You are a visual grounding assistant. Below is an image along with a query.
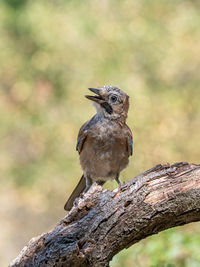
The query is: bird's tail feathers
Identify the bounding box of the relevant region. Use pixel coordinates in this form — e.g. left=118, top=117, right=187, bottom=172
left=64, top=175, right=86, bottom=211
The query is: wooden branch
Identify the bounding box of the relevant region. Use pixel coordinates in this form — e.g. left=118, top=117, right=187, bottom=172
left=10, top=162, right=200, bottom=267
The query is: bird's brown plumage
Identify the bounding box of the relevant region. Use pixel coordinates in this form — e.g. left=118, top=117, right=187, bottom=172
left=64, top=85, right=133, bottom=211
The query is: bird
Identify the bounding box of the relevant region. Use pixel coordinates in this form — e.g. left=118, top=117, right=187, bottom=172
left=64, top=85, right=133, bottom=211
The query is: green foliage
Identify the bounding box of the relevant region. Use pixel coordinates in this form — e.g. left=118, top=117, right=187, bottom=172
left=3, top=0, right=29, bottom=9
left=0, top=0, right=200, bottom=266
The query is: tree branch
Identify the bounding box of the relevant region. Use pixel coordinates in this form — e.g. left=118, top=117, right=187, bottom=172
left=10, top=162, right=200, bottom=267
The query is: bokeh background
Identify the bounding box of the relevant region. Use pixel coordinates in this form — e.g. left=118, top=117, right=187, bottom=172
left=1, top=0, right=200, bottom=266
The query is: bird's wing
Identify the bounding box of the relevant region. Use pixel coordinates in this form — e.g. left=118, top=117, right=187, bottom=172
left=76, top=122, right=88, bottom=154
left=124, top=124, right=133, bottom=156
left=76, top=115, right=99, bottom=154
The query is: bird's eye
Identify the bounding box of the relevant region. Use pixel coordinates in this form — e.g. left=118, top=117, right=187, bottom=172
left=110, top=95, right=118, bottom=103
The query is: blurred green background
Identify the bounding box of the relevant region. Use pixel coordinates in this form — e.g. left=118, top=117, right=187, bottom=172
left=1, top=0, right=200, bottom=266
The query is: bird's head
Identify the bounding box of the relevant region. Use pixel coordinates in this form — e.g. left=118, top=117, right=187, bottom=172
left=85, top=85, right=129, bottom=124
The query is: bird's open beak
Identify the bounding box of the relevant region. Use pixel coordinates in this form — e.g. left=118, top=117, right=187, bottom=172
left=85, top=88, right=103, bottom=103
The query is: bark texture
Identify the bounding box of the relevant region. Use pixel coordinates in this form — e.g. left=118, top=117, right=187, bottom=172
left=10, top=162, right=200, bottom=267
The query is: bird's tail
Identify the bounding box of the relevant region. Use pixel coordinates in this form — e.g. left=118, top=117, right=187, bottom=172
left=64, top=175, right=86, bottom=211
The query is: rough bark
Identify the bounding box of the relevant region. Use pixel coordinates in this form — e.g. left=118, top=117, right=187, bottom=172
left=10, top=162, right=200, bottom=267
